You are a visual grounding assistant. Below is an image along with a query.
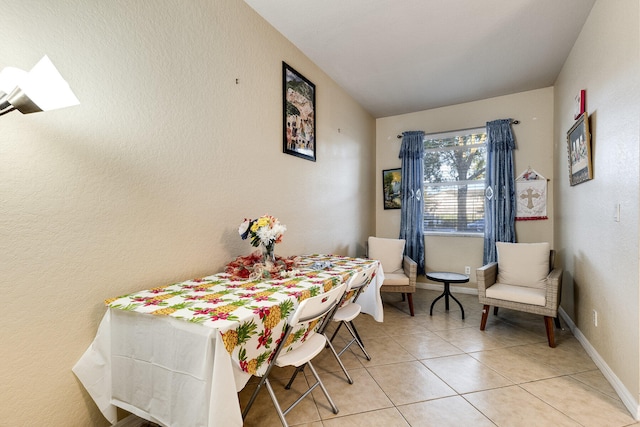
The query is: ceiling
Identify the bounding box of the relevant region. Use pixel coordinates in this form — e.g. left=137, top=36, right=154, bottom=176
left=244, top=0, right=596, bottom=118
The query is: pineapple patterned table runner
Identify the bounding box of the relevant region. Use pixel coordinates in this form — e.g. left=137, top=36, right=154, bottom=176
left=105, top=254, right=377, bottom=377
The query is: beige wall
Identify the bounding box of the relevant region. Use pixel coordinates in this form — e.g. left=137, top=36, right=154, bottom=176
left=376, top=88, right=555, bottom=287
left=0, top=1, right=375, bottom=425
left=554, top=0, right=640, bottom=411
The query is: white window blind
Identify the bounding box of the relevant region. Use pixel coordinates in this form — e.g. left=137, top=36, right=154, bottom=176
left=423, top=127, right=487, bottom=234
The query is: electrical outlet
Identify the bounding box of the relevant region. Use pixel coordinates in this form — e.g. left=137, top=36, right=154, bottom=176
left=464, top=266, right=471, bottom=275
left=593, top=309, right=598, bottom=327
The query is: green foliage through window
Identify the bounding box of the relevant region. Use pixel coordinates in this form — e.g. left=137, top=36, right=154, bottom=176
left=423, top=128, right=487, bottom=234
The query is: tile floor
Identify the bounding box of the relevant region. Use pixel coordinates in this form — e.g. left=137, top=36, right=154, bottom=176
left=238, top=288, right=639, bottom=426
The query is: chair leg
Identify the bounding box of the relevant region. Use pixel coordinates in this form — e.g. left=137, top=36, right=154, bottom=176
left=343, top=321, right=371, bottom=361
left=349, top=321, right=365, bottom=347
left=407, top=293, right=415, bottom=316
left=323, top=334, right=353, bottom=384
left=282, top=361, right=340, bottom=419
left=544, top=316, right=556, bottom=348
left=493, top=306, right=499, bottom=315
left=329, top=321, right=344, bottom=343
left=243, top=375, right=269, bottom=420
left=554, top=316, right=562, bottom=330
left=284, top=365, right=305, bottom=390
left=307, top=361, right=339, bottom=414
left=480, top=305, right=490, bottom=330
left=264, top=378, right=289, bottom=427
left=277, top=361, right=340, bottom=425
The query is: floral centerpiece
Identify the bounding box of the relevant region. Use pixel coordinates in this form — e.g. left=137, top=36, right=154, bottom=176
left=238, top=214, right=286, bottom=263
left=227, top=215, right=297, bottom=280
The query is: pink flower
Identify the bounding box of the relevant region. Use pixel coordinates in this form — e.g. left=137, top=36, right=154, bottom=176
left=211, top=312, right=230, bottom=321
left=254, top=306, right=270, bottom=319
left=257, top=329, right=272, bottom=349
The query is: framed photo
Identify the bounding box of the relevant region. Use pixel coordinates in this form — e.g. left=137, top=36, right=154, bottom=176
left=283, top=62, right=316, bottom=162
left=567, top=112, right=593, bottom=186
left=382, top=168, right=402, bottom=209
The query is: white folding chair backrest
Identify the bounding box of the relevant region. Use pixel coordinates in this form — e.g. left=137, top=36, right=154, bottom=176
left=242, top=282, right=348, bottom=425
left=289, top=282, right=347, bottom=327
left=348, top=263, right=377, bottom=291
left=343, top=263, right=377, bottom=304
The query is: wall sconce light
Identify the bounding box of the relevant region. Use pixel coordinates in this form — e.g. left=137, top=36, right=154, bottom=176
left=0, top=55, right=80, bottom=117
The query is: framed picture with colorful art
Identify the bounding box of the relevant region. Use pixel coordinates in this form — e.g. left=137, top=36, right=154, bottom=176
left=567, top=112, right=593, bottom=186
left=283, top=62, right=316, bottom=162
left=382, top=168, right=402, bottom=209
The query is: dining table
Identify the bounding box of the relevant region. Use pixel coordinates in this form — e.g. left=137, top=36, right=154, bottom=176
left=73, top=254, right=384, bottom=427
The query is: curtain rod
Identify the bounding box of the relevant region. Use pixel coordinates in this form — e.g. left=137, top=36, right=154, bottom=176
left=396, top=119, right=519, bottom=139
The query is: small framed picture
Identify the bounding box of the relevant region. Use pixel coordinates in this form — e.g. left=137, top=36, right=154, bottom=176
left=382, top=168, right=402, bottom=209
left=567, top=112, right=593, bottom=186
left=283, top=62, right=316, bottom=162
left=574, top=89, right=586, bottom=120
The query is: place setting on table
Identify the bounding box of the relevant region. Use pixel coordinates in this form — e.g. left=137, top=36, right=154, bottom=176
left=73, top=215, right=384, bottom=427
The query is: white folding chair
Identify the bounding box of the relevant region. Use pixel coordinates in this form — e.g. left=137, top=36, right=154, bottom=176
left=284, top=264, right=377, bottom=387
left=326, top=264, right=377, bottom=383
left=241, top=282, right=347, bottom=427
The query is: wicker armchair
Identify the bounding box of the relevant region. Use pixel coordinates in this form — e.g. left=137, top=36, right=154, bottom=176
left=368, top=237, right=417, bottom=316
left=477, top=242, right=562, bottom=347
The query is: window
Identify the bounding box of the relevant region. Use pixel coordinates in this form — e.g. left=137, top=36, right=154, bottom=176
left=423, top=127, right=487, bottom=235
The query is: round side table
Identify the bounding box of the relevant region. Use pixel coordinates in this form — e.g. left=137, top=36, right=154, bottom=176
left=426, top=271, right=469, bottom=319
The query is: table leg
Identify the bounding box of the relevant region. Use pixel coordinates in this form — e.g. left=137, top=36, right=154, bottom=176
left=429, top=281, right=465, bottom=319
left=444, top=284, right=450, bottom=310
left=429, top=292, right=445, bottom=316
left=449, top=291, right=465, bottom=319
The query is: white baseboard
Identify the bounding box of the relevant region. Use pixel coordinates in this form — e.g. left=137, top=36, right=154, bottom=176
left=414, top=285, right=639, bottom=420
left=558, top=307, right=639, bottom=421
left=416, top=282, right=478, bottom=295
left=414, top=285, right=638, bottom=419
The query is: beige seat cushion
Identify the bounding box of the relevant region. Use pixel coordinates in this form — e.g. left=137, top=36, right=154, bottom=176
left=486, top=283, right=546, bottom=306
left=496, top=242, right=550, bottom=289
left=380, top=271, right=409, bottom=287
left=368, top=237, right=405, bottom=273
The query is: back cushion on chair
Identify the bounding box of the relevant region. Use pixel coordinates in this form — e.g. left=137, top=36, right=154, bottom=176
left=368, top=237, right=405, bottom=273
left=496, top=242, right=550, bottom=289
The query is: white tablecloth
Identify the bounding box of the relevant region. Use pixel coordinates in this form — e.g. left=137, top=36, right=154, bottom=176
left=73, top=259, right=383, bottom=426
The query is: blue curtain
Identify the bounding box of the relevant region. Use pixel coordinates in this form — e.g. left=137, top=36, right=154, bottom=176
left=399, top=131, right=425, bottom=274
left=483, top=119, right=516, bottom=264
